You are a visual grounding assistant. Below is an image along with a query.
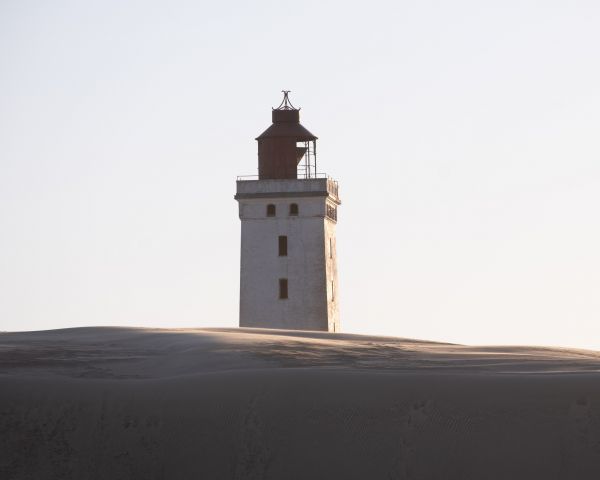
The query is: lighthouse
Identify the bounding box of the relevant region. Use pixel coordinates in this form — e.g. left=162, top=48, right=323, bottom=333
left=235, top=92, right=341, bottom=332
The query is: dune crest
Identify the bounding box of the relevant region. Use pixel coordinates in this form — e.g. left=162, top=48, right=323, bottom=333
left=2, top=327, right=600, bottom=479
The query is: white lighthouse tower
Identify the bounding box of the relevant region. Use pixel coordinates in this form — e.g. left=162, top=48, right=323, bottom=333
left=235, top=92, right=341, bottom=332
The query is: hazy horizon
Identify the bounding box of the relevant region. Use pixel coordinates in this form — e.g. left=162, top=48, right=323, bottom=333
left=1, top=1, right=599, bottom=350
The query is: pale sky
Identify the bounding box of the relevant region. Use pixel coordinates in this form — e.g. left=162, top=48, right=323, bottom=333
left=1, top=0, right=599, bottom=349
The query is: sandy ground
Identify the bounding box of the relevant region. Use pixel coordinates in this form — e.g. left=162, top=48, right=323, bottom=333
left=1, top=327, right=600, bottom=479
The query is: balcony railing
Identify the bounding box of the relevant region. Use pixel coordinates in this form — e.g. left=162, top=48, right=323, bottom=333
left=236, top=172, right=331, bottom=181
left=326, top=177, right=339, bottom=198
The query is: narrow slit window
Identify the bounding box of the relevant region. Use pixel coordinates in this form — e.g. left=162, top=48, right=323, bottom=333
left=329, top=238, right=333, bottom=258
left=266, top=204, right=276, bottom=217
left=278, top=235, right=288, bottom=256
left=289, top=203, right=299, bottom=216
left=279, top=278, right=288, bottom=299
left=331, top=281, right=335, bottom=301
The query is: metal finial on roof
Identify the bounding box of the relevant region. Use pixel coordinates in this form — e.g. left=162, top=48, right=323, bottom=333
left=275, top=90, right=298, bottom=110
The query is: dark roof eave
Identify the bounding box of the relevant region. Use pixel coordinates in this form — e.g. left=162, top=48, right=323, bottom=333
left=255, top=123, right=318, bottom=141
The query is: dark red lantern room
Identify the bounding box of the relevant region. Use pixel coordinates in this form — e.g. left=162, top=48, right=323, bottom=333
left=255, top=91, right=318, bottom=180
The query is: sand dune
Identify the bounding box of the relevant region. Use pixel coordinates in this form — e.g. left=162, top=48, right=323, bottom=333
left=2, top=327, right=600, bottom=479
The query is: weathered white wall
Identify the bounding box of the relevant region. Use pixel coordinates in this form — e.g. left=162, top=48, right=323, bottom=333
left=324, top=209, right=340, bottom=332
left=236, top=179, right=340, bottom=331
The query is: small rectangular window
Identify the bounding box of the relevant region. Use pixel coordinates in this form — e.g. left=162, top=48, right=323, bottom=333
left=329, top=238, right=333, bottom=258
left=279, top=278, right=288, bottom=299
left=331, top=281, right=335, bottom=301
left=278, top=235, right=287, bottom=256
left=267, top=204, right=276, bottom=217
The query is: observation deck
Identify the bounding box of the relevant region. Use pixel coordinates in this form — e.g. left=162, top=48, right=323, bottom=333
left=235, top=174, right=340, bottom=204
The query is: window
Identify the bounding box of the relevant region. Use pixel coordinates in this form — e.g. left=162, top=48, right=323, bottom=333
left=279, top=278, right=288, bottom=299
left=329, top=238, right=333, bottom=258
left=331, top=281, right=335, bottom=301
left=278, top=235, right=288, bottom=256
left=266, top=204, right=276, bottom=217
left=289, top=203, right=299, bottom=216
left=326, top=204, right=337, bottom=221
